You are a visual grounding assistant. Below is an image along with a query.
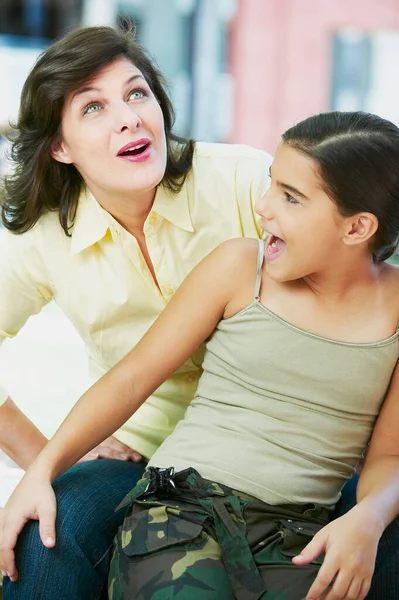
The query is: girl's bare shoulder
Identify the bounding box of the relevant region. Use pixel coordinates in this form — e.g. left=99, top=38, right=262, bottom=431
left=212, top=237, right=260, bottom=272
left=213, top=238, right=262, bottom=319
left=380, top=261, right=399, bottom=314
left=381, top=261, right=399, bottom=283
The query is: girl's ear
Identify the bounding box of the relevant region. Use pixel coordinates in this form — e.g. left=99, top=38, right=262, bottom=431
left=342, top=213, right=378, bottom=247
left=50, top=139, right=73, bottom=164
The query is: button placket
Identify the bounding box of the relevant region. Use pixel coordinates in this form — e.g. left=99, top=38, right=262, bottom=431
left=145, top=220, right=176, bottom=302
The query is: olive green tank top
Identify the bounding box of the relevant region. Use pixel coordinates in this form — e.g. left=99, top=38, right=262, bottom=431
left=150, top=240, right=399, bottom=508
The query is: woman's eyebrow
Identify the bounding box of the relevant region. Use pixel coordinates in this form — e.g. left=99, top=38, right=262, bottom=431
left=72, top=74, right=146, bottom=101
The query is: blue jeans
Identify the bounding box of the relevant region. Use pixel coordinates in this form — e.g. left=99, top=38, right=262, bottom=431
left=3, top=459, right=146, bottom=600
left=3, top=467, right=399, bottom=600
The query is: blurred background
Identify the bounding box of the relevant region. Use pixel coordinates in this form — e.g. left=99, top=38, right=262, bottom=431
left=1, top=0, right=399, bottom=168
left=1, top=0, right=399, bottom=500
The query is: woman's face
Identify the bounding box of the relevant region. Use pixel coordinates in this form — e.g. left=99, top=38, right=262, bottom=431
left=52, top=57, right=167, bottom=203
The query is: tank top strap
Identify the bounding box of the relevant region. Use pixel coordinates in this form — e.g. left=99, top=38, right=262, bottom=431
left=254, top=239, right=265, bottom=301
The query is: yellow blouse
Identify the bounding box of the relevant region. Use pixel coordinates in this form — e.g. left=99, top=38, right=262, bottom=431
left=0, top=142, right=271, bottom=458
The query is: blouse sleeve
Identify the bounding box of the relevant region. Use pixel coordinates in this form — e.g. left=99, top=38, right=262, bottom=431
left=0, top=228, right=53, bottom=405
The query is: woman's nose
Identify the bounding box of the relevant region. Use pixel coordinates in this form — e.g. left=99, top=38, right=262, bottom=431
left=115, top=103, right=141, bottom=133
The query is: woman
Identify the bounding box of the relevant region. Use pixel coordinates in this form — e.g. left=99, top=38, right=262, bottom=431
left=2, top=111, right=399, bottom=600
left=0, top=24, right=266, bottom=600
left=0, top=26, right=396, bottom=600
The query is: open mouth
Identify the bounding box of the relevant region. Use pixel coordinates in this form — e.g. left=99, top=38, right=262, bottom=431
left=118, top=142, right=151, bottom=158
left=265, top=234, right=286, bottom=261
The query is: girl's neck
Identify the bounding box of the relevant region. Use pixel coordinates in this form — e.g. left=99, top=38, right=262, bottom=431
left=301, top=253, right=381, bottom=302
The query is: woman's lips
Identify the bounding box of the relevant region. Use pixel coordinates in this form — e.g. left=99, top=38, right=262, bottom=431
left=117, top=142, right=152, bottom=163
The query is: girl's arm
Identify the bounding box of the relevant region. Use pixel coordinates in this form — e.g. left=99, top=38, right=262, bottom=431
left=355, top=358, right=399, bottom=525
left=36, top=238, right=254, bottom=479
left=0, top=238, right=256, bottom=581
left=295, top=359, right=399, bottom=600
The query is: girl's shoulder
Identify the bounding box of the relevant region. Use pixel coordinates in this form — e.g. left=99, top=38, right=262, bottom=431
left=218, top=236, right=260, bottom=260
left=381, top=260, right=399, bottom=283
left=380, top=261, right=399, bottom=317
left=214, top=238, right=262, bottom=319
left=202, top=237, right=260, bottom=291
left=191, top=238, right=260, bottom=289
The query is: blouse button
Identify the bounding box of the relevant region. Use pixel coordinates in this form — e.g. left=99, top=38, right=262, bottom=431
left=149, top=213, right=159, bottom=226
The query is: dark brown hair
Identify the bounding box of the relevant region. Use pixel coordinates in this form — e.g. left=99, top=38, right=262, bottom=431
left=1, top=26, right=194, bottom=235
left=283, top=111, right=399, bottom=261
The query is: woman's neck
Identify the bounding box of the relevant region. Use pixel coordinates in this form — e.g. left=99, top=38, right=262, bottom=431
left=91, top=187, right=156, bottom=236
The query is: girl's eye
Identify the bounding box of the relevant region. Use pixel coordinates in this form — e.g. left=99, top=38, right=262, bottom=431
left=284, top=192, right=299, bottom=204
left=83, top=102, right=101, bottom=115
left=129, top=88, right=147, bottom=101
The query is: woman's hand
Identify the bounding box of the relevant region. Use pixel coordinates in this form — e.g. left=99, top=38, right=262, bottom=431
left=293, top=506, right=382, bottom=600
left=78, top=435, right=143, bottom=462
left=0, top=469, right=56, bottom=582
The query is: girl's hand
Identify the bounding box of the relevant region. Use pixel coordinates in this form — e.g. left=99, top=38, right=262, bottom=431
left=0, top=470, right=56, bottom=582
left=293, top=507, right=381, bottom=599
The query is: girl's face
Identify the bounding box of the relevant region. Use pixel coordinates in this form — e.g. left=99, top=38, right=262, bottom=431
left=52, top=57, right=167, bottom=203
left=255, top=141, right=350, bottom=282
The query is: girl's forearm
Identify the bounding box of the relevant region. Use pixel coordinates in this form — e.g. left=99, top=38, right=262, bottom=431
left=355, top=456, right=399, bottom=532
left=30, top=362, right=145, bottom=481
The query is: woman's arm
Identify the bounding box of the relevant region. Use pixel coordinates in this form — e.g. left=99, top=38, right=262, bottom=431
left=0, top=397, right=48, bottom=469
left=0, top=230, right=53, bottom=467
left=0, top=238, right=256, bottom=580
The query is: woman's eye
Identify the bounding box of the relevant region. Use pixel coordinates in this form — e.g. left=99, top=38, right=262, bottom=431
left=284, top=192, right=299, bottom=204
left=83, top=103, right=101, bottom=115
left=129, top=89, right=146, bottom=101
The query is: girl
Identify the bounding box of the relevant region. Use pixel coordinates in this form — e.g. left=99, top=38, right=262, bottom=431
left=2, top=111, right=399, bottom=600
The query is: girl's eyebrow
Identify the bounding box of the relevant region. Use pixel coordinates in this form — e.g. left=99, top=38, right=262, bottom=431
left=280, top=182, right=309, bottom=200
left=71, top=74, right=146, bottom=101
left=269, top=166, right=309, bottom=200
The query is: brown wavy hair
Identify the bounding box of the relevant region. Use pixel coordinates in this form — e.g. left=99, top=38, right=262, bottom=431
left=1, top=26, right=194, bottom=235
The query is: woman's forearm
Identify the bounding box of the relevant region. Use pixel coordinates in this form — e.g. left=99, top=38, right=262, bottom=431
left=356, top=455, right=399, bottom=532
left=0, top=397, right=48, bottom=470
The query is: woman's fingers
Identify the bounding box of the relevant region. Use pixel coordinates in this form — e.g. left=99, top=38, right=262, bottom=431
left=78, top=436, right=143, bottom=462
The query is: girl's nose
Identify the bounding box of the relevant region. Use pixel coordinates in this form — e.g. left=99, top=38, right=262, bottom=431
left=255, top=191, right=274, bottom=220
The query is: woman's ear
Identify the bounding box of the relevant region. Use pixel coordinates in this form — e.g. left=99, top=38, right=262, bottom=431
left=342, top=213, right=379, bottom=247
left=50, top=139, right=73, bottom=164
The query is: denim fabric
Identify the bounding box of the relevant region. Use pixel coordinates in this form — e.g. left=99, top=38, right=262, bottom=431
left=3, top=470, right=398, bottom=600
left=3, top=459, right=146, bottom=600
